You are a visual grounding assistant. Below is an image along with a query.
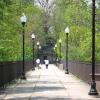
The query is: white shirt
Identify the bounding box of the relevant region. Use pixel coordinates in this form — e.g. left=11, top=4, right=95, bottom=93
left=44, top=60, right=49, bottom=65
left=36, top=59, right=40, bottom=64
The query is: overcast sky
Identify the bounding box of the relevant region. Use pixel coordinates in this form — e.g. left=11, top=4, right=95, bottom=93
left=86, top=0, right=99, bottom=8
left=35, top=0, right=99, bottom=9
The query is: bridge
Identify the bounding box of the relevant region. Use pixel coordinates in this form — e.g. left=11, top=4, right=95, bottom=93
left=0, top=0, right=100, bottom=99
left=1, top=64, right=100, bottom=100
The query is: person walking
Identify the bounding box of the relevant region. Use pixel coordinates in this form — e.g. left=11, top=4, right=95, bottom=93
left=44, top=59, right=49, bottom=69
left=36, top=58, right=40, bottom=69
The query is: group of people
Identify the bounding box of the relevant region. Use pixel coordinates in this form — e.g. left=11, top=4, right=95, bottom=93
left=36, top=58, right=49, bottom=69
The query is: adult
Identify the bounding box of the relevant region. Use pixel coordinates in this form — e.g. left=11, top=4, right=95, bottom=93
left=44, top=59, right=49, bottom=69
left=36, top=58, right=40, bottom=69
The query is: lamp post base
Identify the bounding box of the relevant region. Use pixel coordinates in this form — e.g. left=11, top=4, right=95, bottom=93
left=21, top=73, right=26, bottom=80
left=88, top=82, right=98, bottom=95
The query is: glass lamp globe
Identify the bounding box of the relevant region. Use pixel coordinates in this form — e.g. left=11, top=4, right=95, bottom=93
left=31, top=33, right=35, bottom=39
left=65, top=27, right=70, bottom=34
left=59, top=39, right=62, bottom=43
left=20, top=13, right=27, bottom=26
left=55, top=44, right=57, bottom=48
left=37, top=41, right=40, bottom=46
left=39, top=46, right=41, bottom=49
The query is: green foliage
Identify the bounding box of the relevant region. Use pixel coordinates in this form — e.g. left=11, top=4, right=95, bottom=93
left=53, top=0, right=100, bottom=62
left=0, top=0, right=100, bottom=63
left=0, top=0, right=45, bottom=61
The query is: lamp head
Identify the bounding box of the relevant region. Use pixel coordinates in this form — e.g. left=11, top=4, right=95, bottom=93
left=55, top=44, right=57, bottom=48
left=20, top=13, right=27, bottom=26
left=31, top=33, right=35, bottom=39
left=65, top=27, right=70, bottom=34
left=39, top=46, right=41, bottom=49
left=37, top=41, right=40, bottom=46
left=59, top=39, right=62, bottom=43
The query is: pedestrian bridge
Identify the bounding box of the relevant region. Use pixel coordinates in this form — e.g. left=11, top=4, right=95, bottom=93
left=0, top=64, right=100, bottom=100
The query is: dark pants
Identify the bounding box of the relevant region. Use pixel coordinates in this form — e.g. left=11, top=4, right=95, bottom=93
left=46, top=64, right=48, bottom=69
left=37, top=63, right=40, bottom=69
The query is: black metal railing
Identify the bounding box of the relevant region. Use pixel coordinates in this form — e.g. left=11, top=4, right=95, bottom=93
left=0, top=60, right=33, bottom=88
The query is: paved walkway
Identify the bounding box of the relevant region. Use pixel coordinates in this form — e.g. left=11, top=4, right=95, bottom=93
left=0, top=64, right=100, bottom=100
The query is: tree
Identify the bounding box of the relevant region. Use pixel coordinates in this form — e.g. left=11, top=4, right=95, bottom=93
left=52, top=0, right=100, bottom=62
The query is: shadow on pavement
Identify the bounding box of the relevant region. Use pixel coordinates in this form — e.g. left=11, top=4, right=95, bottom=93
left=3, top=85, right=65, bottom=94
left=2, top=96, right=90, bottom=100
left=30, top=96, right=94, bottom=100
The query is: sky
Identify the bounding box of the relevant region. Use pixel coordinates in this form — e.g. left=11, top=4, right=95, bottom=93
left=86, top=0, right=99, bottom=8
left=35, top=0, right=99, bottom=10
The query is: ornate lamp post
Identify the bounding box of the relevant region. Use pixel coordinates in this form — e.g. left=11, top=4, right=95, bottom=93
left=65, top=27, right=70, bottom=74
left=88, top=0, right=98, bottom=95
left=59, top=39, right=62, bottom=63
left=20, top=13, right=27, bottom=80
left=31, top=33, right=35, bottom=70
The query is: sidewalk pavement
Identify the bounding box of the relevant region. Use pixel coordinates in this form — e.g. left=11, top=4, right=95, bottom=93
left=0, top=64, right=100, bottom=100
